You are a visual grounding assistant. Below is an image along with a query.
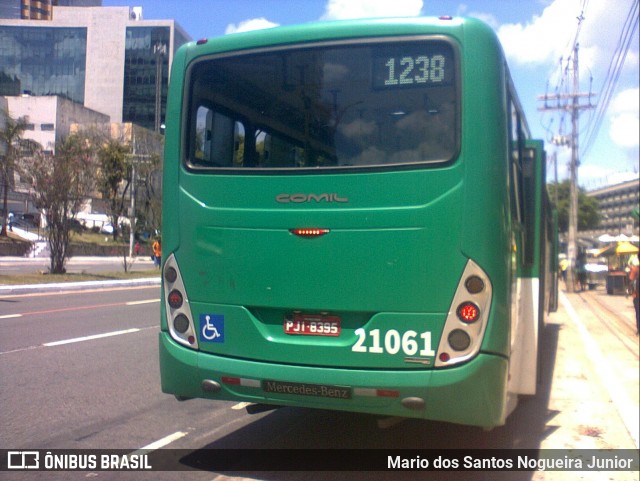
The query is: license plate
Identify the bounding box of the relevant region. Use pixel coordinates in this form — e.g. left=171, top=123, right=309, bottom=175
left=263, top=380, right=352, bottom=399
left=284, top=314, right=341, bottom=336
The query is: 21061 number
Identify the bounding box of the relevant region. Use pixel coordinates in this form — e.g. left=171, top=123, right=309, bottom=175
left=352, top=328, right=435, bottom=356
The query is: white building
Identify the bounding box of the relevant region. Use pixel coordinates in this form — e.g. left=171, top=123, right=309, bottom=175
left=6, top=95, right=109, bottom=154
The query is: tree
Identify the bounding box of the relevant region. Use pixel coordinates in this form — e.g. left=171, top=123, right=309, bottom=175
left=135, top=151, right=162, bottom=236
left=23, top=133, right=96, bottom=274
left=0, top=111, right=29, bottom=236
left=97, top=139, right=131, bottom=241
left=121, top=125, right=163, bottom=241
left=547, top=180, right=600, bottom=232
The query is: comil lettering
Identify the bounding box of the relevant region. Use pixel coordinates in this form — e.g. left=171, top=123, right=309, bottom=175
left=275, top=193, right=349, bottom=204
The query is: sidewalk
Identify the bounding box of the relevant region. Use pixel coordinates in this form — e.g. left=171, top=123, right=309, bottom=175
left=1, top=255, right=156, bottom=267
left=535, top=285, right=640, bottom=473
left=0, top=255, right=160, bottom=295
left=0, top=276, right=160, bottom=295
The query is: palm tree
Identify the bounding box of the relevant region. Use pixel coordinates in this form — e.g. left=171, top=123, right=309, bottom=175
left=0, top=110, right=29, bottom=236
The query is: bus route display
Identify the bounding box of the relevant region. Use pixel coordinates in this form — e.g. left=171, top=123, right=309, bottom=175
left=372, top=42, right=455, bottom=89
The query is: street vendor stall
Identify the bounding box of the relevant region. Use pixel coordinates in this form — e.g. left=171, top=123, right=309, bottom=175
left=595, top=241, right=639, bottom=295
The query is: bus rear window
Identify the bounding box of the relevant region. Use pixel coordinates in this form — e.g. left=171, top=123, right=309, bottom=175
left=186, top=39, right=458, bottom=171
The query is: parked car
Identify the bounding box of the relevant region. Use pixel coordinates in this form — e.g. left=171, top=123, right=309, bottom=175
left=100, top=223, right=114, bottom=234
left=19, top=213, right=40, bottom=227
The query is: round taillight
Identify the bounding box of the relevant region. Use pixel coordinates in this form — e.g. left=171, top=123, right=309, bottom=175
left=457, top=302, right=480, bottom=323
left=439, top=352, right=450, bottom=362
left=173, top=314, right=189, bottom=334
left=448, top=329, right=471, bottom=351
left=168, top=289, right=183, bottom=309
left=465, top=275, right=485, bottom=294
left=164, top=266, right=178, bottom=283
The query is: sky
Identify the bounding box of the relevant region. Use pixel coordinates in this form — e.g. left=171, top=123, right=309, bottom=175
left=103, top=0, right=640, bottom=189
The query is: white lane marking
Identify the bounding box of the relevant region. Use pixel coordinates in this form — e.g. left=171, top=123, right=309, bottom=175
left=0, top=345, right=39, bottom=356
left=43, top=328, right=140, bottom=347
left=126, top=299, right=160, bottom=306
left=560, top=292, right=639, bottom=448
left=0, top=297, right=158, bottom=320
left=137, top=431, right=188, bottom=451
left=1, top=326, right=156, bottom=355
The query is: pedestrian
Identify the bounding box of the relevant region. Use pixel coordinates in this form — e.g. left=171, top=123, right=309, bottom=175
left=152, top=238, right=162, bottom=268
left=576, top=252, right=587, bottom=292
left=7, top=212, right=14, bottom=231
left=559, top=256, right=569, bottom=285
left=134, top=241, right=141, bottom=257
left=628, top=255, right=639, bottom=335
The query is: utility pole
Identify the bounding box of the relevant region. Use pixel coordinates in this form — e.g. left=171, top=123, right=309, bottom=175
left=538, top=43, right=595, bottom=293
left=153, top=41, right=167, bottom=133
left=128, top=133, right=136, bottom=258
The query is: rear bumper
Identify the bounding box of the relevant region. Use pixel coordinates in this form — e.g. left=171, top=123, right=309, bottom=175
left=159, top=332, right=509, bottom=427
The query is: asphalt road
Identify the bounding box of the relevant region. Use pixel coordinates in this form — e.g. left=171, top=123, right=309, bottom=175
left=0, top=286, right=637, bottom=481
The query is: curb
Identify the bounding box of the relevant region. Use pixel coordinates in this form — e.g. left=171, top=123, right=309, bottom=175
left=0, top=277, right=160, bottom=295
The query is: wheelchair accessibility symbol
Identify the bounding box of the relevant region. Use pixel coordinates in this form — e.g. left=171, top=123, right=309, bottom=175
left=200, top=314, right=224, bottom=343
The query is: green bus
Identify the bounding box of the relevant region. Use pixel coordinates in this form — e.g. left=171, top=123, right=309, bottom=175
left=159, top=17, right=557, bottom=428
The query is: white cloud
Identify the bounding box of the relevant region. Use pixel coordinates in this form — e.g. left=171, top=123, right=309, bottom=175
left=609, top=88, right=640, bottom=148
left=455, top=4, right=499, bottom=29
left=577, top=162, right=639, bottom=189
left=497, top=0, right=580, bottom=66
left=225, top=18, right=279, bottom=35
left=321, top=0, right=423, bottom=20
left=496, top=0, right=615, bottom=72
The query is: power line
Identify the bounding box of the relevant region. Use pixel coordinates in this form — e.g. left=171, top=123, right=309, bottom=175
left=581, top=0, right=639, bottom=158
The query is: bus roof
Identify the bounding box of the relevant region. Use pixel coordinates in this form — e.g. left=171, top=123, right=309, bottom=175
left=180, top=16, right=498, bottom=60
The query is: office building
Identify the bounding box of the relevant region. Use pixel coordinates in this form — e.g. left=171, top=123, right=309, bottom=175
left=1, top=5, right=190, bottom=130
left=584, top=178, right=640, bottom=240
left=0, top=0, right=101, bottom=21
